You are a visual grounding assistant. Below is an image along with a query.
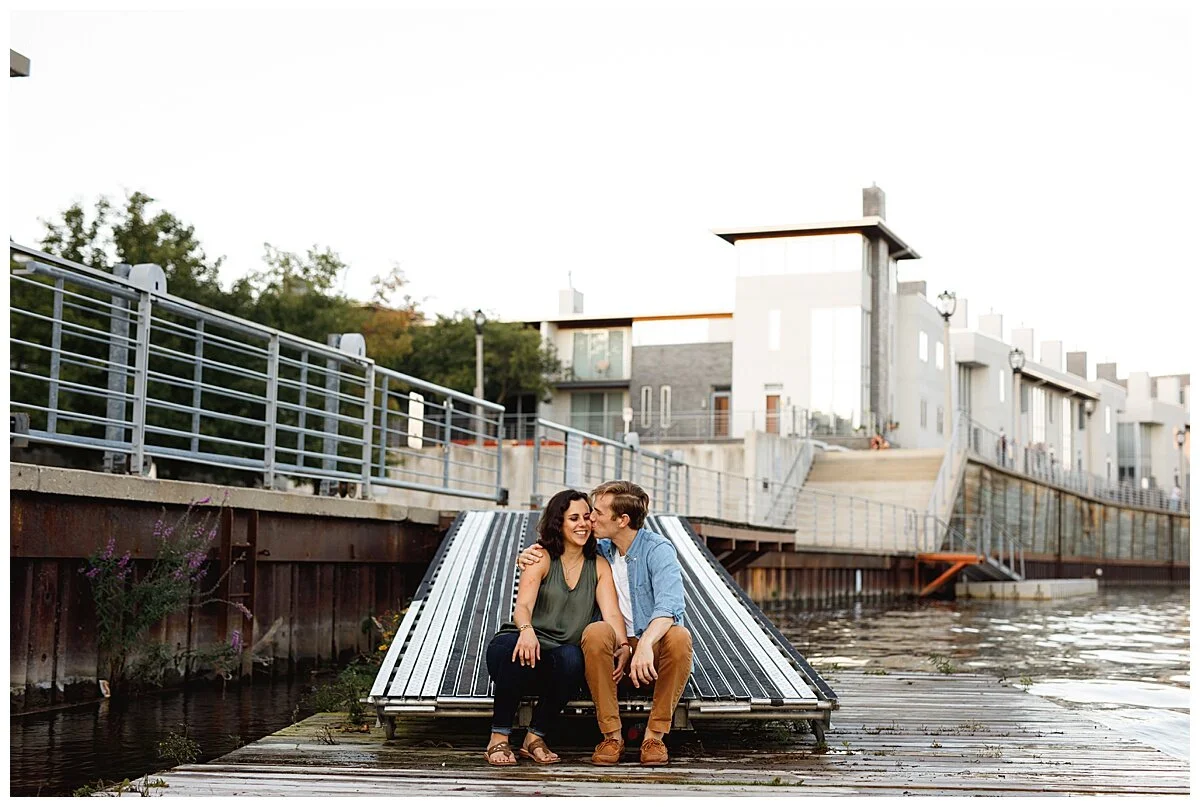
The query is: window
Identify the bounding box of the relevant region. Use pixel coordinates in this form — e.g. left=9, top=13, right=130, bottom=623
left=1061, top=399, right=1071, bottom=460
left=660, top=386, right=672, bottom=429
left=999, top=370, right=1006, bottom=403
left=920, top=399, right=928, bottom=429
left=767, top=309, right=781, bottom=351
left=570, top=392, right=625, bottom=439
left=1020, top=382, right=1029, bottom=413
left=766, top=394, right=781, bottom=435
left=571, top=330, right=625, bottom=380
left=1105, top=405, right=1111, bottom=435
left=919, top=331, right=929, bottom=362
left=639, top=386, right=652, bottom=429
left=1048, top=392, right=1054, bottom=424
left=935, top=341, right=944, bottom=370
left=1077, top=401, right=1086, bottom=430
left=937, top=406, right=944, bottom=435
left=711, top=390, right=731, bottom=438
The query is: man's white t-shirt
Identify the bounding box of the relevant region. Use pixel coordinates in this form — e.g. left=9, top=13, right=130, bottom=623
left=609, top=550, right=636, bottom=638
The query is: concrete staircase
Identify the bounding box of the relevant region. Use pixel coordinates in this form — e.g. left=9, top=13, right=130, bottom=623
left=804, top=448, right=945, bottom=511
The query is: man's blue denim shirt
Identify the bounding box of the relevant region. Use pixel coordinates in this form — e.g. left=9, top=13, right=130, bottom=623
left=596, top=526, right=687, bottom=638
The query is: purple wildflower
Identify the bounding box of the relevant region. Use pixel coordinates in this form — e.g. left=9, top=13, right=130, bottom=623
left=230, top=630, right=243, bottom=653
left=153, top=519, right=164, bottom=539
left=117, top=552, right=131, bottom=570
left=196, top=496, right=212, bottom=505
left=86, top=567, right=101, bottom=579
left=187, top=549, right=205, bottom=570
left=102, top=537, right=116, bottom=560
left=172, top=569, right=185, bottom=581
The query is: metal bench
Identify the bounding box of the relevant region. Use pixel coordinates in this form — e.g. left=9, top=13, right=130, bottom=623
left=369, top=511, right=837, bottom=744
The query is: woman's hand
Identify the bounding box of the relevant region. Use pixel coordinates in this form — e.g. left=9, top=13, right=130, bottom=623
left=516, top=543, right=545, bottom=571
left=512, top=627, right=541, bottom=668
left=612, top=644, right=632, bottom=684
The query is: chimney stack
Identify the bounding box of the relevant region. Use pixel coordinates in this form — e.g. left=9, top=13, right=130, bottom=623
left=1066, top=351, right=1088, bottom=379
left=1096, top=362, right=1119, bottom=383
left=863, top=185, right=886, bottom=219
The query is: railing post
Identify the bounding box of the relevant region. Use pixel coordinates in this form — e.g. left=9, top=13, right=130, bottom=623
left=530, top=421, right=542, bottom=508
left=494, top=414, right=505, bottom=504
left=376, top=374, right=389, bottom=479
left=685, top=464, right=691, bottom=516
left=263, top=334, right=280, bottom=491
left=442, top=399, right=453, bottom=489
left=190, top=319, right=205, bottom=455
left=46, top=277, right=64, bottom=434
left=716, top=471, right=723, bottom=520
left=130, top=292, right=152, bottom=476
left=104, top=264, right=133, bottom=473
left=360, top=364, right=375, bottom=500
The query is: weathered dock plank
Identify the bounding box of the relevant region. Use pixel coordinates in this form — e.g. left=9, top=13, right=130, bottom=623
left=132, top=671, right=1189, bottom=796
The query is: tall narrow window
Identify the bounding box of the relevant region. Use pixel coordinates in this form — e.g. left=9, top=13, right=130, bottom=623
left=660, top=386, right=672, bottom=429
left=766, top=394, right=781, bottom=435
left=767, top=309, right=781, bottom=351
left=920, top=399, right=928, bottom=429
left=919, top=331, right=929, bottom=363
left=639, top=386, right=652, bottom=429
left=711, top=391, right=731, bottom=438
left=937, top=406, right=944, bottom=435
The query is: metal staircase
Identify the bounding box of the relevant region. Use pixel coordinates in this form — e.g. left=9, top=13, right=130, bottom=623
left=917, top=516, right=1025, bottom=597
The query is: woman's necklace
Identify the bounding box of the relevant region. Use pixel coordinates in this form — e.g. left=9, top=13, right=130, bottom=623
left=562, top=555, right=584, bottom=581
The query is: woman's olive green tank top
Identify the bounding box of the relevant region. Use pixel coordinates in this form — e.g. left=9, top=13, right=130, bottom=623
left=497, top=555, right=599, bottom=649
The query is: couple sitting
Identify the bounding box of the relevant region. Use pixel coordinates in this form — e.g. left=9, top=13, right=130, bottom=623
left=484, top=480, right=693, bottom=767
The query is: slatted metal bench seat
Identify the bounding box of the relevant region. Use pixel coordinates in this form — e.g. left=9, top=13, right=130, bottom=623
left=369, top=511, right=837, bottom=744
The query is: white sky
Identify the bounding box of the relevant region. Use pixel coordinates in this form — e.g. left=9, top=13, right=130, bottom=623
left=7, top=1, right=1198, bottom=377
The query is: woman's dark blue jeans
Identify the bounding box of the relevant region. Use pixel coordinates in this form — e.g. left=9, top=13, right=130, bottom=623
left=486, top=632, right=584, bottom=739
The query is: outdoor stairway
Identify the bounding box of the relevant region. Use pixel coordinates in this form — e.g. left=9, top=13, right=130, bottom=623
left=916, top=519, right=1025, bottom=597
left=803, top=448, right=944, bottom=511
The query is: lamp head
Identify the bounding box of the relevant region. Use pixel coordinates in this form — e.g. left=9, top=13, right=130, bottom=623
left=1085, top=399, right=1095, bottom=416
left=1176, top=428, right=1187, bottom=448
left=936, top=290, right=957, bottom=320
left=1008, top=347, right=1026, bottom=371
left=473, top=309, right=486, bottom=334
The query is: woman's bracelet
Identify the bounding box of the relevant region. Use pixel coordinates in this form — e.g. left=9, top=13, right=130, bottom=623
left=617, top=641, right=631, bottom=650
left=517, top=624, right=533, bottom=632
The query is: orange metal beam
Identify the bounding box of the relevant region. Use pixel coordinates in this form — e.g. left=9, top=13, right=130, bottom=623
left=918, top=553, right=984, bottom=564
left=919, top=560, right=971, bottom=597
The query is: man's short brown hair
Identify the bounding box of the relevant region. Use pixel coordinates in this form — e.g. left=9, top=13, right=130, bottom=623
left=591, top=480, right=649, bottom=530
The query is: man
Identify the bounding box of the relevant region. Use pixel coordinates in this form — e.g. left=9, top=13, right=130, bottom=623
left=517, top=480, right=692, bottom=766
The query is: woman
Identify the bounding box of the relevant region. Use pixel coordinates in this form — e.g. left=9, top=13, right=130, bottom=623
left=484, top=489, right=626, bottom=766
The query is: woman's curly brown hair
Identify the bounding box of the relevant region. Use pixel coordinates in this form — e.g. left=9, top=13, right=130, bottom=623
left=536, top=489, right=596, bottom=559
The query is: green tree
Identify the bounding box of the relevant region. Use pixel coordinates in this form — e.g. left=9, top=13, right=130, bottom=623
left=399, top=312, right=560, bottom=405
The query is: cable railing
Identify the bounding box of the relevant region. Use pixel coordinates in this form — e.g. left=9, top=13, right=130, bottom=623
left=964, top=415, right=1189, bottom=514
left=925, top=410, right=971, bottom=525
left=9, top=242, right=506, bottom=502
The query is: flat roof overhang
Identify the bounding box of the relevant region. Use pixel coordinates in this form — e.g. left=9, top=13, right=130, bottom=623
left=712, top=216, right=920, bottom=260
left=1019, top=364, right=1100, bottom=400
left=11, top=50, right=31, bottom=77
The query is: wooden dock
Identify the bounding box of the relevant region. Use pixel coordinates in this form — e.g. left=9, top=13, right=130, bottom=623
left=139, top=671, right=1189, bottom=796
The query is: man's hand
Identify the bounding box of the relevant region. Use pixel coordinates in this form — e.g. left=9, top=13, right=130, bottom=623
left=516, top=543, right=545, bottom=571
left=512, top=628, right=541, bottom=668
left=629, top=643, right=658, bottom=688
left=612, top=644, right=632, bottom=684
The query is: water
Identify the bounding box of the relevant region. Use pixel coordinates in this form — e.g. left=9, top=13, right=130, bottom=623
left=9, top=678, right=315, bottom=797
left=771, top=586, right=1191, bottom=760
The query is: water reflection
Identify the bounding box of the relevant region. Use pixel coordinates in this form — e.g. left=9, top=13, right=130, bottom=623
left=10, top=678, right=312, bottom=797
left=771, top=586, right=1190, bottom=687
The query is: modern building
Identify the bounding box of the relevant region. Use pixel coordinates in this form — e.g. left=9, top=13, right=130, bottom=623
left=521, top=186, right=1189, bottom=495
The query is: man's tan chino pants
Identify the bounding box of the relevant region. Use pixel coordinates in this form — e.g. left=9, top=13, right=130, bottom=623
left=581, top=621, right=693, bottom=734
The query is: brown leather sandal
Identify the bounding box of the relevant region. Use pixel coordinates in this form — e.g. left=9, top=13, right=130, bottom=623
left=484, top=740, right=518, bottom=766
left=518, top=734, right=561, bottom=765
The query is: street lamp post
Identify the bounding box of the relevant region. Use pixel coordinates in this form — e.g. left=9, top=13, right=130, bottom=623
left=1008, top=348, right=1025, bottom=472
left=936, top=291, right=957, bottom=446
left=473, top=309, right=486, bottom=447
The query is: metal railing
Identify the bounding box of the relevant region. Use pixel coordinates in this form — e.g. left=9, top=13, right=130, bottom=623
left=965, top=416, right=1189, bottom=514
left=9, top=243, right=506, bottom=502
left=948, top=514, right=1026, bottom=580
left=925, top=410, right=971, bottom=524
left=628, top=407, right=886, bottom=442
left=529, top=419, right=685, bottom=511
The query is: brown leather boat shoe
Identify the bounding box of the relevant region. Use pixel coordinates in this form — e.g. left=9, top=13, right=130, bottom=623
left=591, top=737, right=625, bottom=765
left=640, top=737, right=669, bottom=766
